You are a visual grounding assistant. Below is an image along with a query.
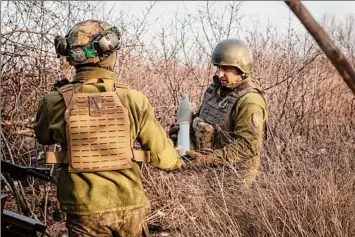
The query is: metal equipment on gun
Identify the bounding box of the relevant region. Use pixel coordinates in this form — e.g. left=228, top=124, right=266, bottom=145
left=2, top=160, right=52, bottom=182
left=1, top=160, right=52, bottom=237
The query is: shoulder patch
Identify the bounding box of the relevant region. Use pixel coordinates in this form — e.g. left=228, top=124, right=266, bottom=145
left=252, top=112, right=264, bottom=128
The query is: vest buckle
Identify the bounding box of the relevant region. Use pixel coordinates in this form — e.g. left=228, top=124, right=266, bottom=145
left=218, top=97, right=228, bottom=108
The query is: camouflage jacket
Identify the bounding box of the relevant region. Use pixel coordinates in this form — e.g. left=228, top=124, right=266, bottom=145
left=34, top=66, right=182, bottom=215
left=196, top=77, right=268, bottom=171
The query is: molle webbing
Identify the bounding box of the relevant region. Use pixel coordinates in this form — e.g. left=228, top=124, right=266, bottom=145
left=198, top=81, right=265, bottom=150
left=199, top=82, right=259, bottom=127
left=57, top=84, right=135, bottom=173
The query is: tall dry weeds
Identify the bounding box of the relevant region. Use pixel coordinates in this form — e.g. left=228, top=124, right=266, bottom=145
left=1, top=1, right=354, bottom=236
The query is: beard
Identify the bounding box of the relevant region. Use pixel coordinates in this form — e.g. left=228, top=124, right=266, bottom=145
left=213, top=75, right=232, bottom=89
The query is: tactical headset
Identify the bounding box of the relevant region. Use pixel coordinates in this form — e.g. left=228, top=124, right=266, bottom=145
left=54, top=23, right=121, bottom=63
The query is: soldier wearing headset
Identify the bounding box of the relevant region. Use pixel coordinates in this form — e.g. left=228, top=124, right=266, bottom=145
left=34, top=20, right=185, bottom=237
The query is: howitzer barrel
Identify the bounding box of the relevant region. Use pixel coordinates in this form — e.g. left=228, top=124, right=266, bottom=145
left=284, top=0, right=355, bottom=94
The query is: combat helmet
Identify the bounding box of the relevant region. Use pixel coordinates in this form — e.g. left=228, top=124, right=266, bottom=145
left=211, top=39, right=253, bottom=75
left=54, top=20, right=121, bottom=66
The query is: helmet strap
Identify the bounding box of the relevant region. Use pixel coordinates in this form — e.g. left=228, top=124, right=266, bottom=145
left=213, top=75, right=221, bottom=86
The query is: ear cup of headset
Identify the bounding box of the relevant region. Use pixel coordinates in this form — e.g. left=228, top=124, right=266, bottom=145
left=54, top=35, right=69, bottom=57
left=93, top=28, right=121, bottom=56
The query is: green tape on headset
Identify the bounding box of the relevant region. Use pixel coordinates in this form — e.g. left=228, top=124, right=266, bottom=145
left=85, top=47, right=97, bottom=58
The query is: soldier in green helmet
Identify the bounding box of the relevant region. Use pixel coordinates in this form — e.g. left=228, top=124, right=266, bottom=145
left=171, top=39, right=268, bottom=185
left=34, top=19, right=185, bottom=237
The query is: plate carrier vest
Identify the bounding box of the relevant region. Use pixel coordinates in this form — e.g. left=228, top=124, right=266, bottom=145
left=44, top=83, right=150, bottom=173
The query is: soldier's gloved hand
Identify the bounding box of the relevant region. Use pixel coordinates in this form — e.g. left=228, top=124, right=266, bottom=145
left=169, top=123, right=180, bottom=145
left=175, top=146, right=188, bottom=170
left=180, top=159, right=188, bottom=169
left=186, top=149, right=214, bottom=167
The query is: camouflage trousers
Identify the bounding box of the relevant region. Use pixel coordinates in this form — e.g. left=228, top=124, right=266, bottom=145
left=66, top=206, right=150, bottom=237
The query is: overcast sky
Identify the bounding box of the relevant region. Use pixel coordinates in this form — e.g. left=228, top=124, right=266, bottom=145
left=107, top=1, right=355, bottom=35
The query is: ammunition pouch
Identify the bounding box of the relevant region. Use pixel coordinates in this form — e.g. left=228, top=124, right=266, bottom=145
left=192, top=117, right=215, bottom=151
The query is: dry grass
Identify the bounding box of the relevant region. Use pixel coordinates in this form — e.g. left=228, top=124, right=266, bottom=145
left=1, top=2, right=354, bottom=237
left=141, top=126, right=354, bottom=237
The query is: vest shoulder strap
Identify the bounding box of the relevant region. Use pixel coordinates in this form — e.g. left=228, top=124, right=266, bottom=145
left=230, top=82, right=259, bottom=100
left=115, top=83, right=129, bottom=108
left=57, top=84, right=75, bottom=108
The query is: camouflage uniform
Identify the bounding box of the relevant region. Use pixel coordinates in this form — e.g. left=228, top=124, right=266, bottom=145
left=34, top=20, right=183, bottom=237
left=192, top=39, right=268, bottom=185
left=66, top=206, right=150, bottom=237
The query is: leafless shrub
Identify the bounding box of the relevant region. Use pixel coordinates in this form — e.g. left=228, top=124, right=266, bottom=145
left=1, top=1, right=354, bottom=236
